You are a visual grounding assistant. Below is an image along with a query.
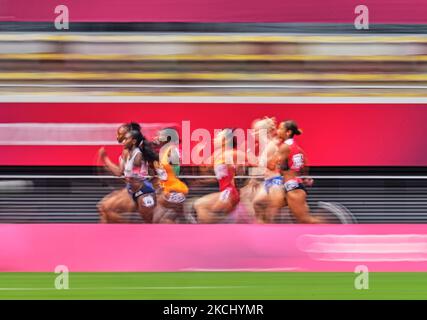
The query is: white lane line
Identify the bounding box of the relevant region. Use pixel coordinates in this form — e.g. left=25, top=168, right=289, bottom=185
left=0, top=286, right=249, bottom=291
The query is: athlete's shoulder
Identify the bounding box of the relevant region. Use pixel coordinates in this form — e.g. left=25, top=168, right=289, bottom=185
left=121, top=149, right=130, bottom=158
left=278, top=141, right=290, bottom=152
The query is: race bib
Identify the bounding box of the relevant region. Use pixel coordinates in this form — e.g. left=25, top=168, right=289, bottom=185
left=292, top=153, right=304, bottom=169
left=142, top=195, right=155, bottom=207
left=219, top=188, right=231, bottom=202
left=166, top=192, right=186, bottom=203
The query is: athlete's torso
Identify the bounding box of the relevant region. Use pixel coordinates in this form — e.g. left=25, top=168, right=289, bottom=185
left=120, top=148, right=149, bottom=179
left=259, top=137, right=282, bottom=179
left=213, top=149, right=237, bottom=192
left=283, top=138, right=305, bottom=178
left=214, top=163, right=236, bottom=191
left=156, top=145, right=188, bottom=194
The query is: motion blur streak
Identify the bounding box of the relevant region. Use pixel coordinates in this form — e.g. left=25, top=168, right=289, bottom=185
left=299, top=234, right=427, bottom=261
left=0, top=123, right=177, bottom=145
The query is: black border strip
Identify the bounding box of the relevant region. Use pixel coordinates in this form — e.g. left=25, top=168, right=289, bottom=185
left=1, top=22, right=427, bottom=33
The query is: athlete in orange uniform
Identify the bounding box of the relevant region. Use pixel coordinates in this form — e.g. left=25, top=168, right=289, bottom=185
left=153, top=142, right=189, bottom=223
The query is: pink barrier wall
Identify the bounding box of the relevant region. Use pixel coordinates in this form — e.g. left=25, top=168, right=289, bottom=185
left=2, top=224, right=427, bottom=272
left=1, top=0, right=426, bottom=23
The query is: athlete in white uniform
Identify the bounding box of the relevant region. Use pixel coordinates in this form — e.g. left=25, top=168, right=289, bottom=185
left=250, top=117, right=286, bottom=223
left=97, top=123, right=136, bottom=223
left=97, top=124, right=157, bottom=223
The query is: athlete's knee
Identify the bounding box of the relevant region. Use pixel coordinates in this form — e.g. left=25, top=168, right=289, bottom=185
left=297, top=215, right=320, bottom=224
left=97, top=200, right=108, bottom=213
left=139, top=208, right=153, bottom=223
left=286, top=189, right=306, bottom=203
left=194, top=197, right=207, bottom=212
left=253, top=199, right=264, bottom=213
left=294, top=214, right=313, bottom=223
left=270, top=194, right=285, bottom=208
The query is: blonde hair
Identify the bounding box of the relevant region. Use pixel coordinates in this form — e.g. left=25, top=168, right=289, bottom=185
left=214, top=128, right=233, bottom=146
left=252, top=117, right=277, bottom=134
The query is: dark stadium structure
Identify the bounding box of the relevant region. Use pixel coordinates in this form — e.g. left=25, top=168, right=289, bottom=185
left=1, top=167, right=426, bottom=223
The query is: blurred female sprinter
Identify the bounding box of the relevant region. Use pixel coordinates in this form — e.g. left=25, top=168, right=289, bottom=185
left=250, top=117, right=287, bottom=223
left=277, top=120, right=322, bottom=224
left=152, top=129, right=189, bottom=223
left=194, top=129, right=243, bottom=223
left=97, top=123, right=158, bottom=223
left=153, top=127, right=181, bottom=176
left=97, top=122, right=138, bottom=223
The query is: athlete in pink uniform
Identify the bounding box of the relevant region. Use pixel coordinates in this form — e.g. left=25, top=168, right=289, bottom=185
left=277, top=120, right=322, bottom=223
left=194, top=129, right=242, bottom=223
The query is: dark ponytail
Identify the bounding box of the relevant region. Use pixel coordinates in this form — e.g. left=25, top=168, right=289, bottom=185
left=125, top=122, right=159, bottom=164
left=140, top=134, right=159, bottom=164
left=129, top=129, right=143, bottom=148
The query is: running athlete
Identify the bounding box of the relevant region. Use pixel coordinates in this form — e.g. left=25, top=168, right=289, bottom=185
left=276, top=120, right=322, bottom=224
left=97, top=122, right=140, bottom=223
left=152, top=138, right=189, bottom=223
left=194, top=129, right=242, bottom=223
left=250, top=117, right=286, bottom=223
left=153, top=127, right=181, bottom=176
left=98, top=124, right=158, bottom=223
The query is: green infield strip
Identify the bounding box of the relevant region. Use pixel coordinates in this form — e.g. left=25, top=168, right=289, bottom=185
left=0, top=272, right=426, bottom=300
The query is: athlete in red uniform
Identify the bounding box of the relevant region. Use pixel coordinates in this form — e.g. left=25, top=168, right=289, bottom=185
left=194, top=129, right=242, bottom=223
left=277, top=120, right=322, bottom=223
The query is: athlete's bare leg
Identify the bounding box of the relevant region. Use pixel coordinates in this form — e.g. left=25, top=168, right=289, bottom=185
left=252, top=187, right=270, bottom=223
left=104, top=210, right=129, bottom=223
left=194, top=192, right=235, bottom=223
left=253, top=185, right=285, bottom=223
left=97, top=190, right=118, bottom=222
left=239, top=179, right=260, bottom=220
left=265, top=186, right=286, bottom=222
left=97, top=189, right=135, bottom=223
left=136, top=193, right=156, bottom=223
left=194, top=193, right=221, bottom=223
left=153, top=194, right=185, bottom=223
left=286, top=189, right=322, bottom=224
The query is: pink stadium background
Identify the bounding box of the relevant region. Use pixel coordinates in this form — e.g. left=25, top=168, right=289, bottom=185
left=1, top=103, right=427, bottom=167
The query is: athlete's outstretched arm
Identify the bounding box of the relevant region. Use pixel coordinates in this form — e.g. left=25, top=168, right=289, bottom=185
left=99, top=147, right=124, bottom=177
left=299, top=149, right=313, bottom=187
